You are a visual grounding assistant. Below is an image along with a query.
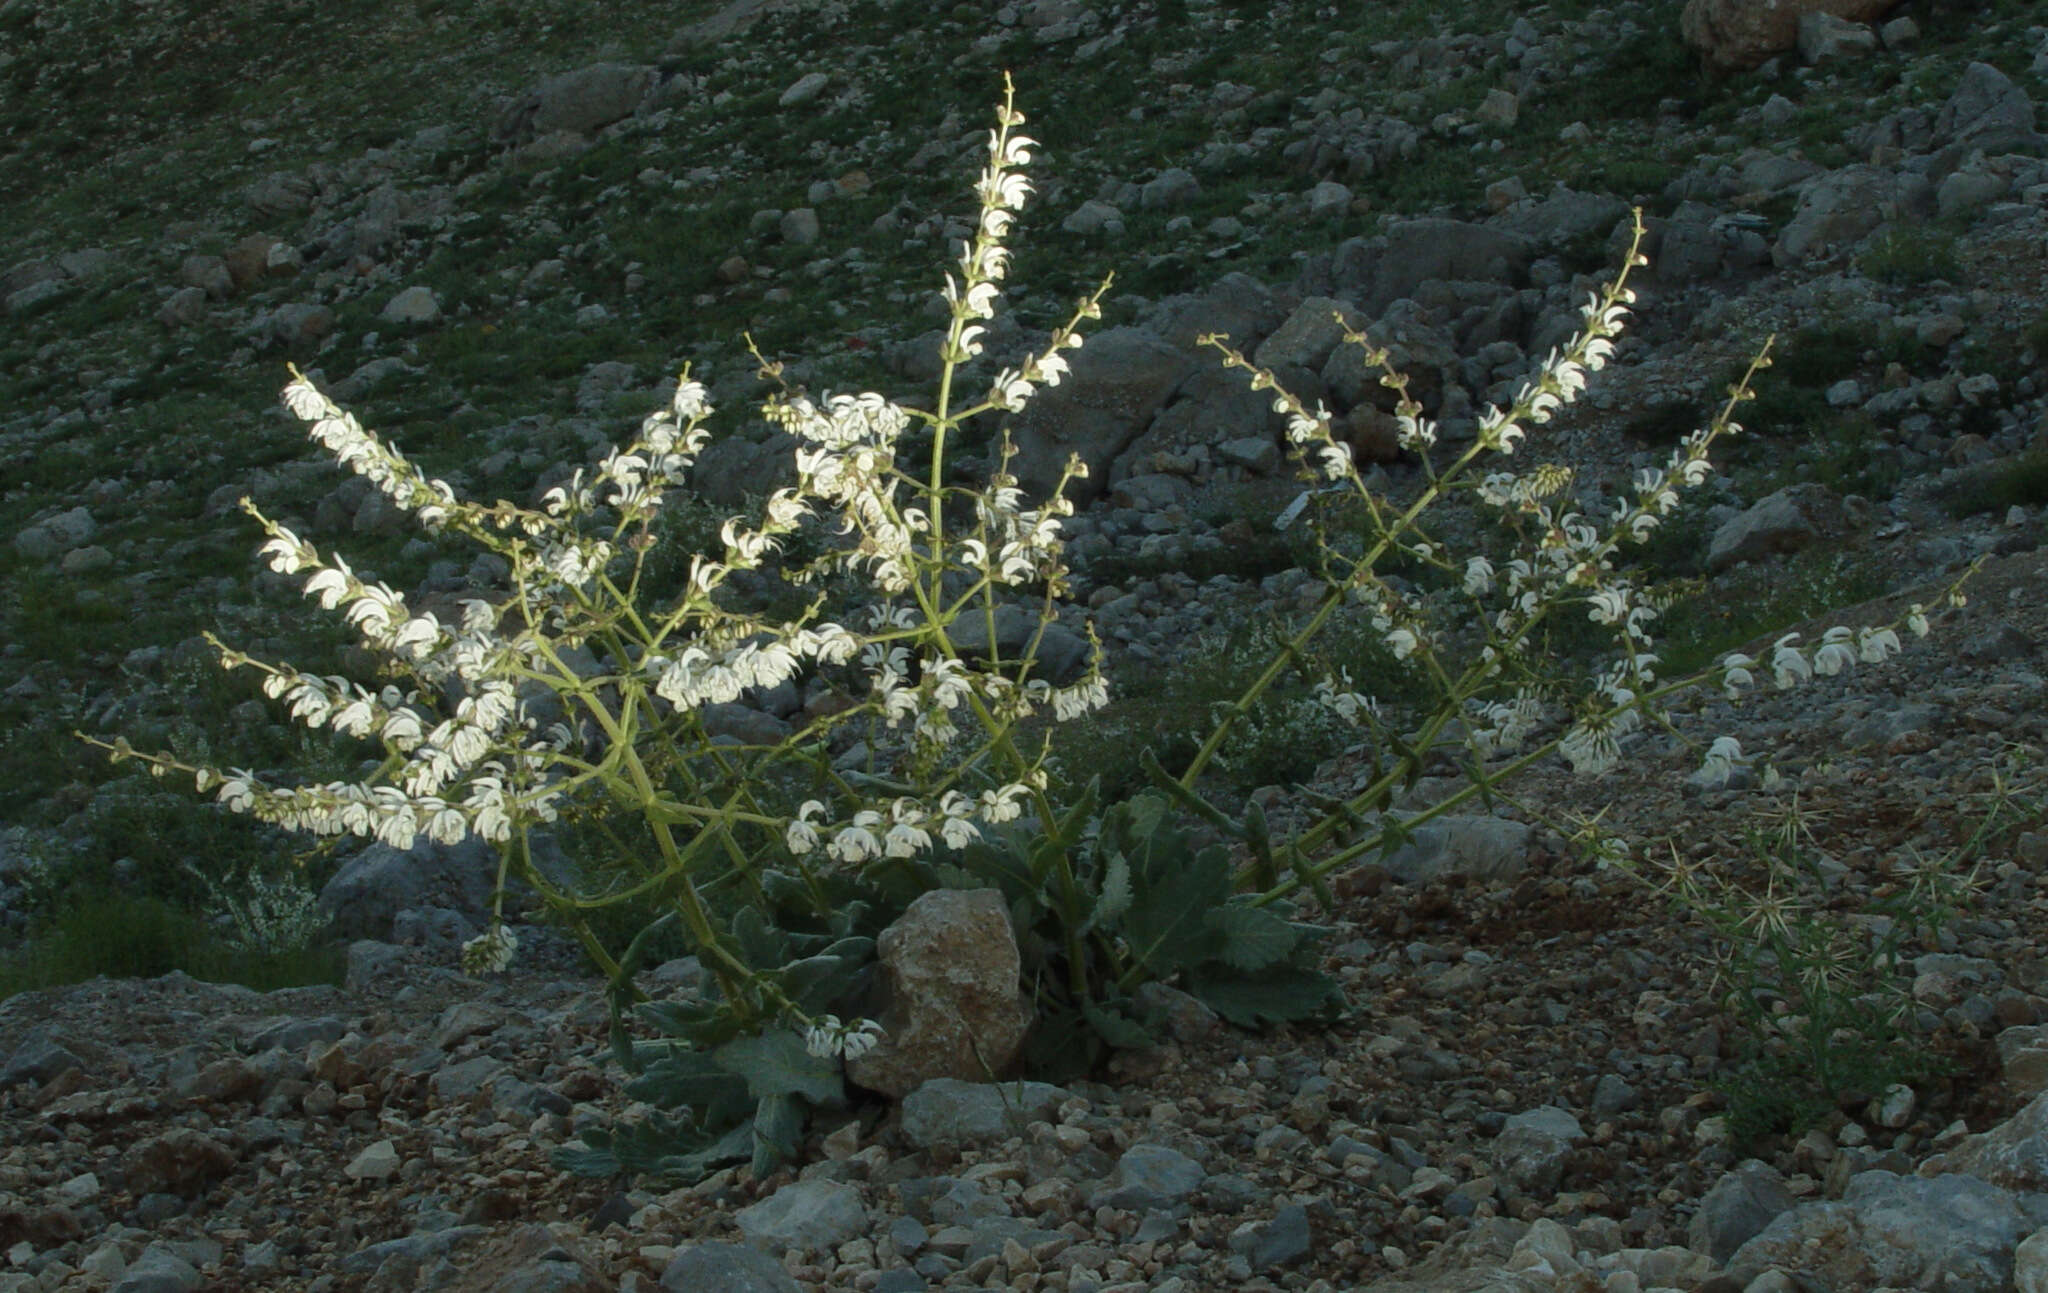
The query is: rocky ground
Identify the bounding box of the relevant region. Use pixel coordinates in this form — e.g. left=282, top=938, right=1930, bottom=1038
left=7, top=0, right=2048, bottom=1290
left=2, top=532, right=2047, bottom=1290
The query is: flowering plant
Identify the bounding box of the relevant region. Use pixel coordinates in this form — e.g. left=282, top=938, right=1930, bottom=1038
left=85, top=77, right=1976, bottom=1184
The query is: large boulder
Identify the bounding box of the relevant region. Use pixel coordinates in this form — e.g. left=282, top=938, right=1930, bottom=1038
left=1332, top=219, right=1533, bottom=317
left=846, top=889, right=1033, bottom=1099
left=494, top=63, right=658, bottom=145
left=1933, top=61, right=2043, bottom=156
left=1725, top=1170, right=2030, bottom=1291
left=1003, top=325, right=1194, bottom=504
left=1681, top=0, right=1902, bottom=73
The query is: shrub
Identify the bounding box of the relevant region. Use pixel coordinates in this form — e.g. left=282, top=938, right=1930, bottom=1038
left=89, top=81, right=1975, bottom=1188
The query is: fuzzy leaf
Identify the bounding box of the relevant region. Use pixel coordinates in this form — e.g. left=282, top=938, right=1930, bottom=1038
left=1082, top=1000, right=1155, bottom=1050
left=777, top=942, right=875, bottom=1014
left=1081, top=849, right=1132, bottom=936
left=1120, top=842, right=1231, bottom=976
left=750, top=1092, right=805, bottom=1178
left=713, top=1027, right=844, bottom=1106
left=1209, top=902, right=1300, bottom=972
left=1187, top=967, right=1345, bottom=1029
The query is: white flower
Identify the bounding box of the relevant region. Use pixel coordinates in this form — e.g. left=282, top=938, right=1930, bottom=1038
left=1906, top=604, right=1930, bottom=638
left=1463, top=557, right=1495, bottom=597
left=1720, top=653, right=1756, bottom=698
left=1813, top=627, right=1857, bottom=677
left=1697, top=736, right=1744, bottom=789
left=829, top=812, right=883, bottom=864
left=461, top=923, right=519, bottom=975
left=786, top=800, right=825, bottom=855
left=1857, top=625, right=1901, bottom=663
left=805, top=1015, right=886, bottom=1060
left=1771, top=635, right=1812, bottom=689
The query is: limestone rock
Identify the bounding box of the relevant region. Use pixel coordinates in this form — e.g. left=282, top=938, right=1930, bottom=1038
left=1681, top=0, right=1902, bottom=73
left=846, top=889, right=1033, bottom=1098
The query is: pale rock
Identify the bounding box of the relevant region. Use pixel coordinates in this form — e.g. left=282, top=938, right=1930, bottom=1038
left=846, top=889, right=1032, bottom=1098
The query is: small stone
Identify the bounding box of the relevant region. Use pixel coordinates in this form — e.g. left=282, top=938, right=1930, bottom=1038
left=345, top=1139, right=402, bottom=1181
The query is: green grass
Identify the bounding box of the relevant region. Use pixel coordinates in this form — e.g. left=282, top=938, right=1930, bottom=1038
left=0, top=888, right=344, bottom=1002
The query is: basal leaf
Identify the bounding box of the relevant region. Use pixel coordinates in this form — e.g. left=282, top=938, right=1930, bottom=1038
left=1209, top=901, right=1300, bottom=972
left=750, top=1092, right=805, bottom=1179
left=1120, top=842, right=1231, bottom=977
left=713, top=1027, right=844, bottom=1106
left=1082, top=999, right=1155, bottom=1050
left=1081, top=848, right=1132, bottom=935
left=1186, top=967, right=1346, bottom=1029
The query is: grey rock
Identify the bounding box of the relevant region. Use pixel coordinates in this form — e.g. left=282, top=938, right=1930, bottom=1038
left=779, top=207, right=820, bottom=245
left=244, top=170, right=318, bottom=219
left=661, top=1242, right=800, bottom=1292
left=1935, top=61, right=2042, bottom=155
left=1492, top=1105, right=1583, bottom=1195
left=6, top=276, right=71, bottom=314
left=1922, top=1087, right=2048, bottom=1191
left=898, top=1077, right=1069, bottom=1148
left=1228, top=1203, right=1312, bottom=1271
left=179, top=253, right=234, bottom=299
left=1491, top=187, right=1629, bottom=249
left=946, top=602, right=1090, bottom=684
left=496, top=63, right=657, bottom=143
left=1690, top=1159, right=1797, bottom=1264
left=381, top=285, right=440, bottom=323
left=1726, top=1170, right=2029, bottom=1291
left=260, top=302, right=336, bottom=350
left=1796, top=10, right=1878, bottom=63
left=111, top=1244, right=201, bottom=1293
left=734, top=1178, right=868, bottom=1254
left=317, top=836, right=501, bottom=942
left=1255, top=296, right=1366, bottom=374
left=778, top=71, right=829, bottom=108
left=1338, top=219, right=1532, bottom=315
left=1773, top=164, right=1894, bottom=264
left=0, top=1025, right=84, bottom=1089
left=1060, top=199, right=1125, bottom=237
left=1093, top=1144, right=1207, bottom=1209
left=12, top=506, right=97, bottom=561
left=243, top=1014, right=347, bottom=1055
left=1004, top=325, right=1194, bottom=503
left=156, top=285, right=209, bottom=327
left=1139, top=167, right=1201, bottom=211
left=1592, top=1073, right=1639, bottom=1115
left=1377, top=814, right=1533, bottom=884
left=1707, top=485, right=1839, bottom=571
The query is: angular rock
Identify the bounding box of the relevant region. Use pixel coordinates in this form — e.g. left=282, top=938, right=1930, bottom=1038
left=1681, top=0, right=1901, bottom=72
left=898, top=1077, right=1069, bottom=1148
left=382, top=285, right=441, bottom=323
left=1707, top=485, right=1839, bottom=571
left=734, top=1179, right=867, bottom=1254
left=1797, top=10, right=1879, bottom=63
left=1377, top=815, right=1533, bottom=884
left=1923, top=1087, right=2048, bottom=1191
left=495, top=63, right=657, bottom=144
left=661, top=1242, right=801, bottom=1292
left=1726, top=1170, right=2029, bottom=1291
left=1690, top=1159, right=1797, bottom=1264
left=124, top=1128, right=239, bottom=1197
left=1934, top=61, right=2042, bottom=155
left=1005, top=326, right=1194, bottom=503
left=1491, top=1106, right=1583, bottom=1195
left=847, top=889, right=1033, bottom=1098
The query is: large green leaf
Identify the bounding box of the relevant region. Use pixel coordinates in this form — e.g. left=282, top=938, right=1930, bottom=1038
left=1120, top=842, right=1230, bottom=976
left=713, top=1027, right=844, bottom=1105
left=1082, top=999, right=1155, bottom=1050
left=1209, top=902, right=1300, bottom=972
left=1080, top=848, right=1131, bottom=936
left=1186, top=967, right=1345, bottom=1028
left=750, top=1092, right=805, bottom=1178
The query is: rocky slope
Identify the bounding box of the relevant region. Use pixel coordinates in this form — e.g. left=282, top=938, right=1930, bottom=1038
left=4, top=0, right=2048, bottom=1289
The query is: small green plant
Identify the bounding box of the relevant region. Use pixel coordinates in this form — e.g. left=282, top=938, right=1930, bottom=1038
left=1937, top=447, right=2048, bottom=519
left=1857, top=226, right=1964, bottom=287
left=1600, top=749, right=2043, bottom=1146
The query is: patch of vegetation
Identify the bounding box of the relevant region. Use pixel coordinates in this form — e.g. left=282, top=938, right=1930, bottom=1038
left=0, top=887, right=344, bottom=1002
left=1938, top=447, right=2048, bottom=519
left=1857, top=226, right=1964, bottom=287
